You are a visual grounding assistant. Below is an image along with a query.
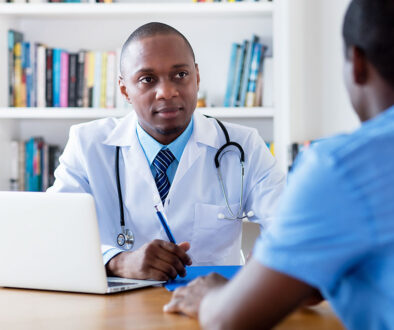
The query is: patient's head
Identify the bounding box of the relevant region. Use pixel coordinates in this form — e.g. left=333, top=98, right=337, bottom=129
left=342, top=0, right=394, bottom=121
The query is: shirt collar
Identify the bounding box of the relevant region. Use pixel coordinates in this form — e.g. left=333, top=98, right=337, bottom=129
left=136, top=118, right=194, bottom=165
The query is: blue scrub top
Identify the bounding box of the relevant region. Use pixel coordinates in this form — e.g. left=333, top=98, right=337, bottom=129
left=254, top=105, right=394, bottom=329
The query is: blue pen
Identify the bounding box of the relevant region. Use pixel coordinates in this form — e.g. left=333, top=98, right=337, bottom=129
left=154, top=205, right=176, bottom=244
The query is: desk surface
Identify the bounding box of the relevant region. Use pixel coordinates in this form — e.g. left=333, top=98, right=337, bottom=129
left=0, top=286, right=344, bottom=329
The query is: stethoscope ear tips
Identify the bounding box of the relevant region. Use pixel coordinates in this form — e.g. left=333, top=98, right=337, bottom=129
left=246, top=211, right=255, bottom=218
left=217, top=213, right=225, bottom=220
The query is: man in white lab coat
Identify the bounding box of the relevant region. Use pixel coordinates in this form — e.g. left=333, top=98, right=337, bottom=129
left=50, top=22, right=285, bottom=281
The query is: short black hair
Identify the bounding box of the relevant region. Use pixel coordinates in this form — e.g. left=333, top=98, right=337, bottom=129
left=120, top=22, right=195, bottom=77
left=343, top=0, right=394, bottom=87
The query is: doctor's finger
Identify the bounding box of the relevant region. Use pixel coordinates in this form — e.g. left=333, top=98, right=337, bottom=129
left=155, top=249, right=187, bottom=277
left=150, top=258, right=179, bottom=280
left=159, top=241, right=192, bottom=266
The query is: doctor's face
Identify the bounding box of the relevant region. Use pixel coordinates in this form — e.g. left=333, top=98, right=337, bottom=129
left=119, top=34, right=200, bottom=145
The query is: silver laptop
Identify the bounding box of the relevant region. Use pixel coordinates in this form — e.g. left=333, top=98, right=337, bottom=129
left=0, top=191, right=165, bottom=294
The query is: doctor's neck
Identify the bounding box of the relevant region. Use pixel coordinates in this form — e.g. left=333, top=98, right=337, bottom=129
left=138, top=117, right=193, bottom=146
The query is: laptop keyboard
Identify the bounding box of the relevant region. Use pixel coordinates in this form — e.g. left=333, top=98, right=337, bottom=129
left=107, top=281, right=138, bottom=287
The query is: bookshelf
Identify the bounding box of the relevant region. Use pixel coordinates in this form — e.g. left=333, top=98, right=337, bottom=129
left=0, top=1, right=290, bottom=191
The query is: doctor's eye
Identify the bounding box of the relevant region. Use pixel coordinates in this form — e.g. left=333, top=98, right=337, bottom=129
left=139, top=76, right=155, bottom=84
left=175, top=71, right=189, bottom=79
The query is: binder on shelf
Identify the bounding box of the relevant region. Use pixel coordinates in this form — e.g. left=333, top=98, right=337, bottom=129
left=8, top=30, right=24, bottom=107
left=246, top=43, right=266, bottom=107
left=60, top=50, right=69, bottom=108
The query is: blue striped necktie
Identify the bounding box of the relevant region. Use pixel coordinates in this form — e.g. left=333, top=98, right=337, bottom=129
left=153, top=149, right=175, bottom=204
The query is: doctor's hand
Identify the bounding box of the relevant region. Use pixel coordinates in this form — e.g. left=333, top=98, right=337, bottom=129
left=106, top=239, right=192, bottom=281
left=163, top=273, right=228, bottom=318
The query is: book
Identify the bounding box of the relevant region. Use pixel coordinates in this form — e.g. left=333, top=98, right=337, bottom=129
left=45, top=48, right=53, bottom=107
left=36, top=44, right=46, bottom=108
left=60, top=50, right=69, bottom=108
left=68, top=53, right=78, bottom=107
left=8, top=30, right=24, bottom=107
left=239, top=35, right=259, bottom=107
left=232, top=40, right=248, bottom=107
left=76, top=51, right=85, bottom=107
left=52, top=48, right=61, bottom=107
left=93, top=51, right=102, bottom=108
left=13, top=42, right=23, bottom=107
left=245, top=43, right=266, bottom=107
left=106, top=51, right=116, bottom=108
left=223, top=43, right=241, bottom=107
left=100, top=52, right=107, bottom=108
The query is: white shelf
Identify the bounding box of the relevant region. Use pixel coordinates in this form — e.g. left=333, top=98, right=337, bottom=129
left=0, top=107, right=274, bottom=119
left=0, top=2, right=273, bottom=19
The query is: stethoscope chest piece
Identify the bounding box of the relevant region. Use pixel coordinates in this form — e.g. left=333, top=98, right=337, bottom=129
left=117, top=227, right=134, bottom=250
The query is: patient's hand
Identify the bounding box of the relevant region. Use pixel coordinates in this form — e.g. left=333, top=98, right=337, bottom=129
left=106, top=239, right=192, bottom=281
left=163, top=273, right=228, bottom=318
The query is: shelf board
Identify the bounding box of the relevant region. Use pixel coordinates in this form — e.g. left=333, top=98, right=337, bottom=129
left=0, top=107, right=274, bottom=119
left=0, top=2, right=273, bottom=18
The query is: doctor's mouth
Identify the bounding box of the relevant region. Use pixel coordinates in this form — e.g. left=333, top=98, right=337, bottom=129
left=154, top=107, right=185, bottom=119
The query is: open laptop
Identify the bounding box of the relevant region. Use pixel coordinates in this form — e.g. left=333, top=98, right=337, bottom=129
left=0, top=191, right=165, bottom=294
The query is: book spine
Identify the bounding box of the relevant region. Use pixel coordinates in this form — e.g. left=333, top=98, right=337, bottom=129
left=23, top=42, right=32, bottom=107
left=240, top=35, right=259, bottom=107
left=100, top=52, right=108, bottom=108
left=223, top=43, right=241, bottom=107
left=18, top=140, right=26, bottom=191
left=8, top=30, right=24, bottom=107
left=52, top=48, right=61, bottom=107
left=245, top=43, right=263, bottom=107
left=60, top=50, right=69, bottom=108
left=8, top=31, right=14, bottom=107
left=14, top=42, right=23, bottom=107
left=85, top=51, right=95, bottom=107
left=68, top=53, right=78, bottom=107
left=45, top=48, right=53, bottom=107
left=262, top=56, right=274, bottom=107
left=232, top=40, right=248, bottom=107
left=93, top=51, right=102, bottom=108
left=36, top=45, right=46, bottom=108
left=10, top=141, right=19, bottom=191
left=106, top=51, right=116, bottom=109
left=76, top=51, right=85, bottom=107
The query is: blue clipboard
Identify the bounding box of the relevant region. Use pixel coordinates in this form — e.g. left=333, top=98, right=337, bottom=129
left=165, top=266, right=241, bottom=292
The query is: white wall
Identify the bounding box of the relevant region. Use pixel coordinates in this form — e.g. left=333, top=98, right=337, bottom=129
left=286, top=0, right=359, bottom=143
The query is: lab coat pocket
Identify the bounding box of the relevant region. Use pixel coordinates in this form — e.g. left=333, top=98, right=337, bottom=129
left=191, top=202, right=242, bottom=264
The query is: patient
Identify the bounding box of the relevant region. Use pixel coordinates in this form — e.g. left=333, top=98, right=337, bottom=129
left=163, top=0, right=394, bottom=329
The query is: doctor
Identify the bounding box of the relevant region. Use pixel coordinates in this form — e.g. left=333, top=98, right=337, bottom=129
left=49, top=22, right=285, bottom=281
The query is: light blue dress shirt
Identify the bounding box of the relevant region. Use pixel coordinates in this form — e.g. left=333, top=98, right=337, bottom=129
left=103, top=118, right=194, bottom=264
left=253, top=105, right=394, bottom=329
left=136, top=118, right=194, bottom=184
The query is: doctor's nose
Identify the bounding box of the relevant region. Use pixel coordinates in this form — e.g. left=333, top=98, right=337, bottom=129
left=155, top=81, right=179, bottom=100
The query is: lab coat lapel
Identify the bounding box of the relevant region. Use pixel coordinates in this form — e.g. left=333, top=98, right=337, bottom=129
left=103, top=112, right=156, bottom=188
left=171, top=112, right=220, bottom=189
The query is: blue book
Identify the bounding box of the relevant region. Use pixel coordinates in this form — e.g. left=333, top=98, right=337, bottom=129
left=223, top=43, right=241, bottom=107
left=22, top=42, right=32, bottom=108
left=232, top=40, right=248, bottom=107
left=25, top=138, right=34, bottom=191
left=245, top=43, right=267, bottom=107
left=239, top=35, right=259, bottom=107
left=52, top=48, right=62, bottom=107
left=165, top=266, right=241, bottom=292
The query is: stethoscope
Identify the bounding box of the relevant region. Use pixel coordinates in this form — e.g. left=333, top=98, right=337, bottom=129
left=115, top=117, right=254, bottom=250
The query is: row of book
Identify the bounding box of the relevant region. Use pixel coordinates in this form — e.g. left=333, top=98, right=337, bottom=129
left=8, top=30, right=125, bottom=108
left=9, top=138, right=61, bottom=192
left=1, top=0, right=111, bottom=3
left=224, top=35, right=273, bottom=108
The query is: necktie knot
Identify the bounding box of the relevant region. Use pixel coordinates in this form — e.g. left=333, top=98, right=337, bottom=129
left=153, top=149, right=175, bottom=204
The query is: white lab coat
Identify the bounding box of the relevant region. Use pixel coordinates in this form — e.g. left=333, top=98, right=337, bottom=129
left=49, top=111, right=285, bottom=265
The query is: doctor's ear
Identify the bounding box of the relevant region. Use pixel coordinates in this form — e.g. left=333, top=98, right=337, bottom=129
left=119, top=76, right=132, bottom=104
left=195, top=63, right=200, bottom=90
